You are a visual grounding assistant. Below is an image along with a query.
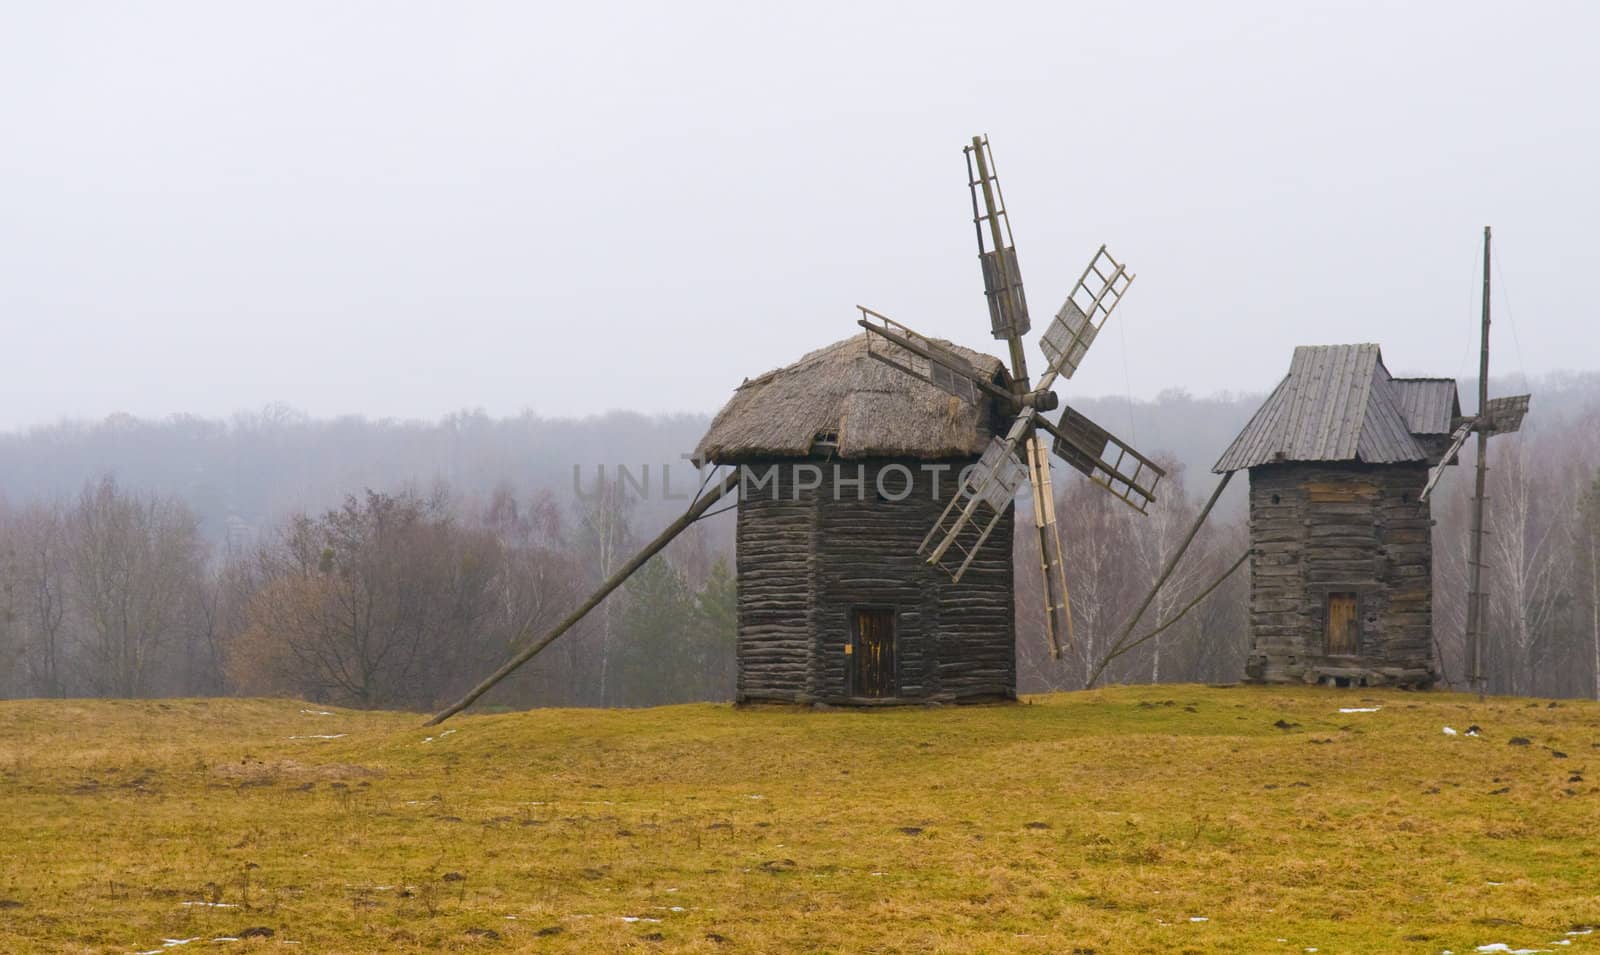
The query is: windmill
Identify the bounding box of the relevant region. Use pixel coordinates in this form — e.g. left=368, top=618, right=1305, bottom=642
left=1419, top=226, right=1531, bottom=700
left=426, top=134, right=1162, bottom=724
left=854, top=134, right=1165, bottom=658
left=1085, top=227, right=1532, bottom=693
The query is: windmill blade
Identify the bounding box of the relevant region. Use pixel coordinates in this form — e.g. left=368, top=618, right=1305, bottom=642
left=920, top=415, right=1033, bottom=581
left=1045, top=406, right=1165, bottom=514
left=965, top=136, right=1031, bottom=343
left=1482, top=394, right=1531, bottom=436
left=1039, top=246, right=1135, bottom=382
left=1419, top=421, right=1474, bottom=502
left=857, top=307, right=997, bottom=406
left=1025, top=434, right=1073, bottom=658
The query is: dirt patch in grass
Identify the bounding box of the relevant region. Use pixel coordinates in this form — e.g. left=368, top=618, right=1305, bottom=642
left=209, top=758, right=384, bottom=785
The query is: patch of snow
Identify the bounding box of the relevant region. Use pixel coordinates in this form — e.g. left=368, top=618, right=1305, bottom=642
left=1486, top=881, right=1504, bottom=886
left=179, top=901, right=237, bottom=908
left=1189, top=916, right=1209, bottom=922
left=746, top=794, right=764, bottom=800
left=1444, top=726, right=1459, bottom=736
left=1567, top=930, right=1595, bottom=937
left=300, top=709, right=333, bottom=716
left=136, top=939, right=203, bottom=954
left=1339, top=707, right=1381, bottom=714
left=669, top=906, right=686, bottom=913
left=1467, top=728, right=1481, bottom=737
left=212, top=938, right=240, bottom=943
left=287, top=734, right=346, bottom=740
left=620, top=916, right=662, bottom=924
left=1475, top=944, right=1552, bottom=954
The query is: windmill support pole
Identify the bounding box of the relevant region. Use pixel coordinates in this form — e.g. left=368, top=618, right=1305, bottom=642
left=424, top=468, right=742, bottom=726
left=1089, top=470, right=1233, bottom=687
left=1086, top=547, right=1250, bottom=688
left=1467, top=225, right=1492, bottom=702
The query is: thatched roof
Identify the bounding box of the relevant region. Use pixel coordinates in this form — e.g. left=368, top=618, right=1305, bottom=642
left=694, top=334, right=1009, bottom=463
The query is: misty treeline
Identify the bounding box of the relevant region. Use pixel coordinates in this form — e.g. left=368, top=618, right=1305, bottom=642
left=0, top=475, right=735, bottom=709
left=1, top=371, right=1598, bottom=706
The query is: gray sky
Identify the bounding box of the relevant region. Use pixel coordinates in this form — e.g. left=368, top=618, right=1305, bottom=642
left=2, top=1, right=1595, bottom=431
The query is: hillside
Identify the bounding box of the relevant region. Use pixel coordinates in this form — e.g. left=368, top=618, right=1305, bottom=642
left=1, top=688, right=1598, bottom=953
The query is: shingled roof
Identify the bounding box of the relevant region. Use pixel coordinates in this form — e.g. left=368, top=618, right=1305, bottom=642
left=1213, top=344, right=1458, bottom=473
left=694, top=333, right=1009, bottom=464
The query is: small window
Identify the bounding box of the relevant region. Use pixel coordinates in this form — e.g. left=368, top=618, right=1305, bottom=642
left=1270, top=493, right=1281, bottom=505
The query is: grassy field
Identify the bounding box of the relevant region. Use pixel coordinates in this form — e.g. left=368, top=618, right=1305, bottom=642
left=1, top=686, right=1598, bottom=954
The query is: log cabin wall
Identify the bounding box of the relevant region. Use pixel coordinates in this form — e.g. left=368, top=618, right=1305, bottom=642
left=1244, top=462, right=1436, bottom=687
left=734, top=456, right=1016, bottom=704
left=734, top=459, right=817, bottom=703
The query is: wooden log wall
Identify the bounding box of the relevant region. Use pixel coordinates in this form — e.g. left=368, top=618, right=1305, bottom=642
left=1244, top=462, right=1436, bottom=687
left=734, top=457, right=1016, bottom=704
left=734, top=460, right=816, bottom=703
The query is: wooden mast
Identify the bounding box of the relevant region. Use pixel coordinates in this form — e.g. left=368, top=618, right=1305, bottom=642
left=1466, top=226, right=1491, bottom=701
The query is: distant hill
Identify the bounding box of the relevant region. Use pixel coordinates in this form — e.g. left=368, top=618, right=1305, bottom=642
left=2, top=371, right=1593, bottom=548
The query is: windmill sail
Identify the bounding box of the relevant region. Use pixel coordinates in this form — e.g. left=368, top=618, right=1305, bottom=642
left=858, top=307, right=988, bottom=406
left=920, top=421, right=1032, bottom=582
left=1419, top=421, right=1474, bottom=502
left=1050, top=406, right=1165, bottom=513
left=1039, top=246, right=1134, bottom=381
left=966, top=136, right=1030, bottom=341
left=1482, top=394, right=1531, bottom=435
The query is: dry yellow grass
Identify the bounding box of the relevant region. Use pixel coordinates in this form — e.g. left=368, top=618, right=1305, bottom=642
left=1, top=685, right=1598, bottom=953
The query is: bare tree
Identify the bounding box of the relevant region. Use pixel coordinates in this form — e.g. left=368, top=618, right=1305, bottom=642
left=1484, top=434, right=1575, bottom=695
left=68, top=477, right=205, bottom=697
left=232, top=489, right=503, bottom=708
left=574, top=472, right=635, bottom=706
left=1, top=503, right=73, bottom=696
left=1577, top=470, right=1600, bottom=699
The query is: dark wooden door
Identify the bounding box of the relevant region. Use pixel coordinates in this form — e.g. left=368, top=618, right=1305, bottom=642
left=851, top=609, right=897, bottom=698
left=1326, top=593, right=1359, bottom=655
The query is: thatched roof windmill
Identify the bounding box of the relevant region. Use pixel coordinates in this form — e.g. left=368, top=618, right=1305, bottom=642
left=427, top=134, right=1162, bottom=720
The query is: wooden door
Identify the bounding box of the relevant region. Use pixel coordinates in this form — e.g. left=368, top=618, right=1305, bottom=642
left=851, top=609, right=897, bottom=698
left=1325, top=593, right=1359, bottom=655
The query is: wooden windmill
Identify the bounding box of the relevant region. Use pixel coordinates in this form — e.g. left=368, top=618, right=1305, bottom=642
left=856, top=134, right=1165, bottom=658
left=1087, top=227, right=1531, bottom=693
left=426, top=134, right=1162, bottom=721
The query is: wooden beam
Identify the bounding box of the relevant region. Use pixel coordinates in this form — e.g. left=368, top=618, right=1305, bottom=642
left=1086, top=470, right=1234, bottom=688
left=425, top=468, right=742, bottom=726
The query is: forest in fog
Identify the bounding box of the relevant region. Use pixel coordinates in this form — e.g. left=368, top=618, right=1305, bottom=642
left=2, top=372, right=1598, bottom=708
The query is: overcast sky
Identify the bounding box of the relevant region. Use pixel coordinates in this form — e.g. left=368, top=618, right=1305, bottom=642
left=2, top=1, right=1595, bottom=431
